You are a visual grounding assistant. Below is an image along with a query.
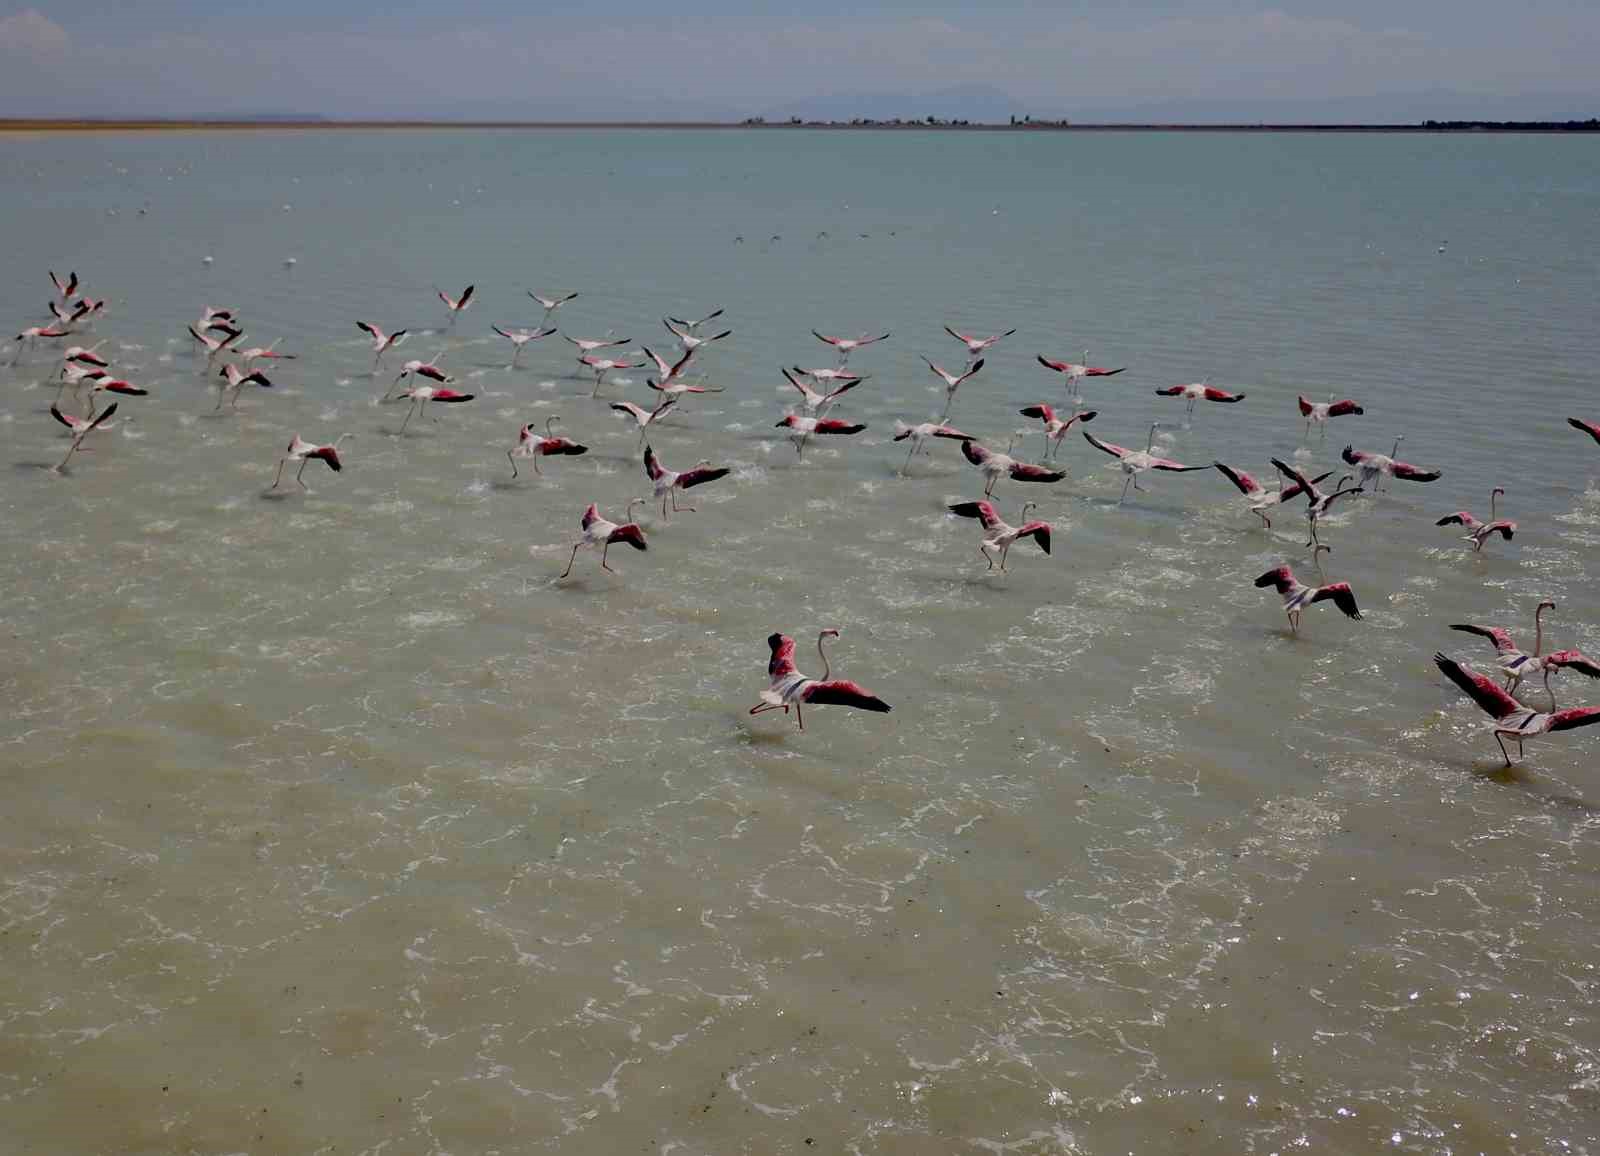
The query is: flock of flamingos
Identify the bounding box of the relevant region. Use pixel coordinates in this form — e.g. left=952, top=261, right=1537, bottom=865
left=15, top=271, right=1600, bottom=762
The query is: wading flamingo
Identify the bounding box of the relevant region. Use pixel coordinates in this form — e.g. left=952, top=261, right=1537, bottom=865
left=1449, top=600, right=1556, bottom=693
left=962, top=436, right=1067, bottom=497
left=1254, top=546, right=1363, bottom=634
left=1083, top=424, right=1207, bottom=503
left=49, top=402, right=118, bottom=471
left=82, top=376, right=148, bottom=418
left=1433, top=652, right=1600, bottom=766
left=923, top=356, right=984, bottom=418
left=1299, top=394, right=1364, bottom=440
left=748, top=629, right=891, bottom=730
left=1018, top=403, right=1096, bottom=460
left=188, top=324, right=242, bottom=361
left=437, top=283, right=474, bottom=324
left=508, top=416, right=587, bottom=478
left=1213, top=461, right=1331, bottom=529
left=611, top=397, right=679, bottom=445
left=1341, top=437, right=1441, bottom=491
left=356, top=321, right=407, bottom=367
left=48, top=270, right=79, bottom=301
left=776, top=413, right=868, bottom=459
left=394, top=383, right=474, bottom=433
left=559, top=500, right=648, bottom=578
left=1037, top=351, right=1125, bottom=399
left=387, top=350, right=451, bottom=396
left=273, top=434, right=351, bottom=489
left=493, top=325, right=557, bottom=366
left=891, top=421, right=973, bottom=472
left=643, top=443, right=730, bottom=519
left=1270, top=458, right=1363, bottom=546
left=215, top=364, right=273, bottom=410
left=580, top=354, right=645, bottom=396
left=948, top=499, right=1052, bottom=571
left=783, top=366, right=858, bottom=414
left=1436, top=487, right=1516, bottom=551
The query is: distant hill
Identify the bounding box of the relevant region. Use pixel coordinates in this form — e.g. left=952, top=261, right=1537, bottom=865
left=759, top=84, right=1028, bottom=125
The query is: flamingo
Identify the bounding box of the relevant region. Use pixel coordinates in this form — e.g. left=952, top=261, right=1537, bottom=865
left=437, top=283, right=474, bottom=323
left=507, top=416, right=587, bottom=478
left=1018, top=403, right=1096, bottom=460
left=188, top=324, right=242, bottom=361
left=1155, top=382, right=1246, bottom=416
left=559, top=500, right=648, bottom=578
left=236, top=340, right=296, bottom=367
left=1449, top=600, right=1556, bottom=694
left=1213, top=461, right=1331, bottom=529
left=55, top=363, right=105, bottom=404
left=48, top=300, right=91, bottom=327
left=579, top=354, right=644, bottom=396
left=1299, top=394, right=1364, bottom=439
left=1341, top=437, right=1441, bottom=491
left=49, top=402, right=118, bottom=471
left=948, top=499, right=1052, bottom=571
left=13, top=326, right=72, bottom=361
left=1567, top=417, right=1600, bottom=446
left=663, top=318, right=732, bottom=351
left=944, top=325, right=1015, bottom=362
left=782, top=366, right=858, bottom=413
left=62, top=342, right=109, bottom=368
left=891, top=421, right=973, bottom=472
left=961, top=436, right=1068, bottom=497
left=1253, top=546, right=1363, bottom=634
left=356, top=321, right=407, bottom=367
left=273, top=434, right=352, bottom=489
left=812, top=329, right=890, bottom=365
left=1083, top=425, right=1207, bottom=503
left=611, top=398, right=679, bottom=445
left=215, top=364, right=274, bottom=410
left=642, top=345, right=696, bottom=386
left=563, top=334, right=632, bottom=354
left=790, top=366, right=867, bottom=386
left=647, top=374, right=724, bottom=408
left=775, top=413, right=868, bottom=459
left=528, top=291, right=579, bottom=324
left=748, top=629, right=891, bottom=731
left=393, top=383, right=475, bottom=433
left=492, top=325, right=557, bottom=367
left=1436, top=487, right=1516, bottom=551
left=665, top=306, right=725, bottom=334
left=1268, top=458, right=1362, bottom=546
left=922, top=356, right=984, bottom=418
left=1037, top=351, right=1125, bottom=399
left=198, top=306, right=238, bottom=330
left=72, top=296, right=106, bottom=321
left=82, top=376, right=148, bottom=417
left=48, top=270, right=79, bottom=301
left=1433, top=652, right=1600, bottom=766
left=643, top=443, right=730, bottom=519
left=387, top=351, right=450, bottom=396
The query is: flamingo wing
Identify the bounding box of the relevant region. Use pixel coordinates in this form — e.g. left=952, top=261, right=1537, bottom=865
left=1202, top=387, right=1244, bottom=402
left=958, top=358, right=985, bottom=383
left=430, top=390, right=474, bottom=402
left=1083, top=366, right=1125, bottom=376
left=1448, top=623, right=1520, bottom=655
left=1545, top=651, right=1600, bottom=679
left=766, top=632, right=798, bottom=678
left=1213, top=462, right=1264, bottom=497
left=49, top=404, right=82, bottom=431
left=1391, top=460, right=1442, bottom=482
left=676, top=465, right=730, bottom=490
left=821, top=379, right=860, bottom=404
left=103, top=381, right=149, bottom=396
left=1310, top=582, right=1363, bottom=620
left=812, top=330, right=842, bottom=346
left=962, top=440, right=992, bottom=465
left=1297, top=394, right=1315, bottom=416
left=1019, top=404, right=1056, bottom=422
left=580, top=503, right=600, bottom=531
left=1567, top=417, right=1600, bottom=445
left=802, top=679, right=891, bottom=713
left=1150, top=456, right=1204, bottom=472
left=1036, top=355, right=1069, bottom=373
left=1484, top=521, right=1516, bottom=540
left=948, top=500, right=1002, bottom=530
left=1436, top=511, right=1481, bottom=528
left=1548, top=705, right=1600, bottom=732
left=308, top=445, right=343, bottom=471
left=1253, top=565, right=1296, bottom=594
left=1008, top=462, right=1067, bottom=484
left=1326, top=400, right=1364, bottom=417
left=813, top=419, right=866, bottom=435
left=929, top=424, right=973, bottom=441
left=1018, top=521, right=1052, bottom=554
left=1340, top=445, right=1370, bottom=466
left=1434, top=652, right=1526, bottom=720
left=457, top=285, right=474, bottom=307
left=642, top=444, right=666, bottom=481
left=1082, top=431, right=1129, bottom=459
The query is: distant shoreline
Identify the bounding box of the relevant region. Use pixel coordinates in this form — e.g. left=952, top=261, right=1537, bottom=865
left=2, top=118, right=1597, bottom=134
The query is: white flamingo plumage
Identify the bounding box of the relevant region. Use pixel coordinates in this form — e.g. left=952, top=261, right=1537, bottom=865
left=356, top=321, right=407, bottom=367
left=528, top=291, right=578, bottom=324
left=611, top=398, right=679, bottom=445
left=1018, top=403, right=1095, bottom=460
left=1037, top=351, right=1125, bottom=399
left=1436, top=487, right=1516, bottom=551
left=643, top=442, right=730, bottom=519
left=748, top=629, right=891, bottom=731
left=948, top=499, right=1052, bottom=571
left=890, top=420, right=973, bottom=472
left=273, top=434, right=351, bottom=489
left=1213, top=461, right=1331, bottom=529
left=437, top=283, right=474, bottom=323
left=1082, top=424, right=1206, bottom=503
left=1253, top=547, right=1363, bottom=634
left=1299, top=393, right=1364, bottom=439
left=49, top=402, right=118, bottom=471
left=508, top=416, right=587, bottom=478
left=492, top=325, right=557, bottom=366
left=559, top=500, right=649, bottom=579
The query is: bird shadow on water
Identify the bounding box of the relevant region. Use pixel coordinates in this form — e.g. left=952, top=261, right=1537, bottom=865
left=1468, top=761, right=1600, bottom=813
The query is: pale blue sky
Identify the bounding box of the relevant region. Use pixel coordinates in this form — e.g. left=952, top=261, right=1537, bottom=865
left=2, top=2, right=1596, bottom=121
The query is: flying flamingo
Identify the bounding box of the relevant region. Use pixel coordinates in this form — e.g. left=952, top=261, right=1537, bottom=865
left=1213, top=461, right=1331, bottom=529
left=782, top=366, right=858, bottom=413
left=663, top=318, right=732, bottom=351
left=643, top=443, right=730, bottom=519
left=748, top=629, right=891, bottom=731
left=215, top=364, right=273, bottom=410
left=775, top=413, right=868, bottom=459
left=1083, top=424, right=1207, bottom=503
left=437, top=284, right=474, bottom=324
left=1432, top=651, right=1600, bottom=766
left=1567, top=417, right=1600, bottom=446
left=579, top=354, right=644, bottom=396
left=1269, top=458, right=1362, bottom=546
left=188, top=324, right=242, bottom=361
left=563, top=334, right=631, bottom=354
left=647, top=373, right=723, bottom=408
left=356, top=321, right=407, bottom=367
left=198, top=306, right=238, bottom=330
left=236, top=340, right=296, bottom=367
left=1299, top=394, right=1364, bottom=439
left=948, top=499, right=1052, bottom=571
left=1341, top=437, right=1441, bottom=491
left=611, top=398, right=679, bottom=445
left=62, top=342, right=109, bottom=368
left=49, top=402, right=118, bottom=471
left=1449, top=600, right=1556, bottom=693
left=922, top=356, right=984, bottom=418
left=1018, top=403, right=1096, bottom=460
left=1436, top=487, right=1516, bottom=551
left=665, top=307, right=725, bottom=334
left=507, top=416, right=587, bottom=478
left=1254, top=546, right=1363, bottom=634
left=1037, top=351, right=1125, bottom=399
left=961, top=436, right=1067, bottom=497
left=81, top=375, right=148, bottom=417
left=393, top=382, right=475, bottom=433
left=492, top=325, right=557, bottom=367
left=48, top=270, right=79, bottom=301
left=272, top=434, right=352, bottom=489
left=387, top=351, right=450, bottom=396
left=944, top=326, right=1015, bottom=362
left=559, top=500, right=648, bottom=578
left=13, top=326, right=72, bottom=361
left=1155, top=382, right=1246, bottom=416
left=55, top=363, right=105, bottom=404
left=72, top=296, right=106, bottom=321
left=812, top=329, right=890, bottom=365
left=643, top=345, right=696, bottom=386
left=48, top=300, right=91, bottom=327
left=528, top=291, right=579, bottom=324
left=790, top=366, right=867, bottom=386
left=890, top=421, right=973, bottom=472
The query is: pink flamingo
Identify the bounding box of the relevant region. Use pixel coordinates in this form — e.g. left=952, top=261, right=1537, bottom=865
left=188, top=324, right=242, bottom=361
left=49, top=402, right=118, bottom=471
left=1341, top=437, right=1441, bottom=491
left=643, top=443, right=730, bottom=519
left=948, top=499, right=1051, bottom=571
left=1568, top=417, right=1600, bottom=445
left=563, top=334, right=631, bottom=354
left=62, top=342, right=109, bottom=368
left=1433, top=652, right=1600, bottom=766
left=14, top=326, right=72, bottom=362
left=1018, top=403, right=1096, bottom=460
left=790, top=366, right=866, bottom=386
left=1270, top=458, right=1363, bottom=546
left=748, top=629, right=891, bottom=731
left=665, top=306, right=724, bottom=334
left=55, top=364, right=105, bottom=405
left=923, top=356, right=984, bottom=418
left=1083, top=424, right=1207, bottom=503
left=48, top=270, right=79, bottom=301
left=437, top=283, right=474, bottom=324
left=528, top=291, right=579, bottom=325
left=611, top=398, right=679, bottom=446
left=82, top=376, right=148, bottom=418
left=1037, top=351, right=1125, bottom=400
left=579, top=354, right=645, bottom=396
left=560, top=500, right=648, bottom=578
left=508, top=416, right=587, bottom=478
left=387, top=351, right=451, bottom=396
left=961, top=437, right=1067, bottom=497
left=1449, top=601, right=1556, bottom=693
left=1254, top=547, right=1363, bottom=634
left=1436, top=487, right=1516, bottom=551
left=48, top=300, right=91, bottom=327
left=944, top=325, right=1015, bottom=361
left=664, top=318, right=732, bottom=351
left=812, top=329, right=890, bottom=365
left=783, top=366, right=859, bottom=413
left=492, top=325, right=557, bottom=367
left=776, top=414, right=867, bottom=459
left=273, top=434, right=351, bottom=489
left=236, top=340, right=296, bottom=367
left=356, top=321, right=407, bottom=367
left=394, top=383, right=475, bottom=433
left=1213, top=461, right=1331, bottom=529
left=643, top=345, right=696, bottom=386
left=1299, top=394, right=1364, bottom=440
left=215, top=364, right=273, bottom=410
left=1155, top=382, right=1246, bottom=416
left=891, top=421, right=973, bottom=472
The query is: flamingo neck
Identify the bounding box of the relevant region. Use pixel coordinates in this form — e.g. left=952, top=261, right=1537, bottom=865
left=1534, top=604, right=1546, bottom=657
left=817, top=634, right=832, bottom=682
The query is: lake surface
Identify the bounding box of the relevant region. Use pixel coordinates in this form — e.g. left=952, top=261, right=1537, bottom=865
left=2, top=128, right=1598, bottom=1154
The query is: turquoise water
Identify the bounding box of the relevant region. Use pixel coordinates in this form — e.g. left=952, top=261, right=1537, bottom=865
left=2, top=129, right=1599, bottom=1153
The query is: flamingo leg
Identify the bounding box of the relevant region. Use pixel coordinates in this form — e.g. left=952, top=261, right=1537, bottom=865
left=1288, top=611, right=1300, bottom=635
left=1544, top=668, right=1557, bottom=710
left=1119, top=475, right=1132, bottom=504
left=999, top=542, right=1011, bottom=571
left=601, top=543, right=616, bottom=574
left=591, top=372, right=604, bottom=397
left=54, top=441, right=80, bottom=471
left=507, top=450, right=520, bottom=479
left=272, top=457, right=287, bottom=489
left=794, top=700, right=804, bottom=730
left=980, top=545, right=994, bottom=571
left=399, top=402, right=418, bottom=433
left=902, top=442, right=917, bottom=474
left=749, top=702, right=785, bottom=716
left=559, top=543, right=581, bottom=578
left=533, top=453, right=543, bottom=476
left=1255, top=510, right=1271, bottom=529
left=295, top=459, right=309, bottom=489
left=1495, top=732, right=1512, bottom=766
